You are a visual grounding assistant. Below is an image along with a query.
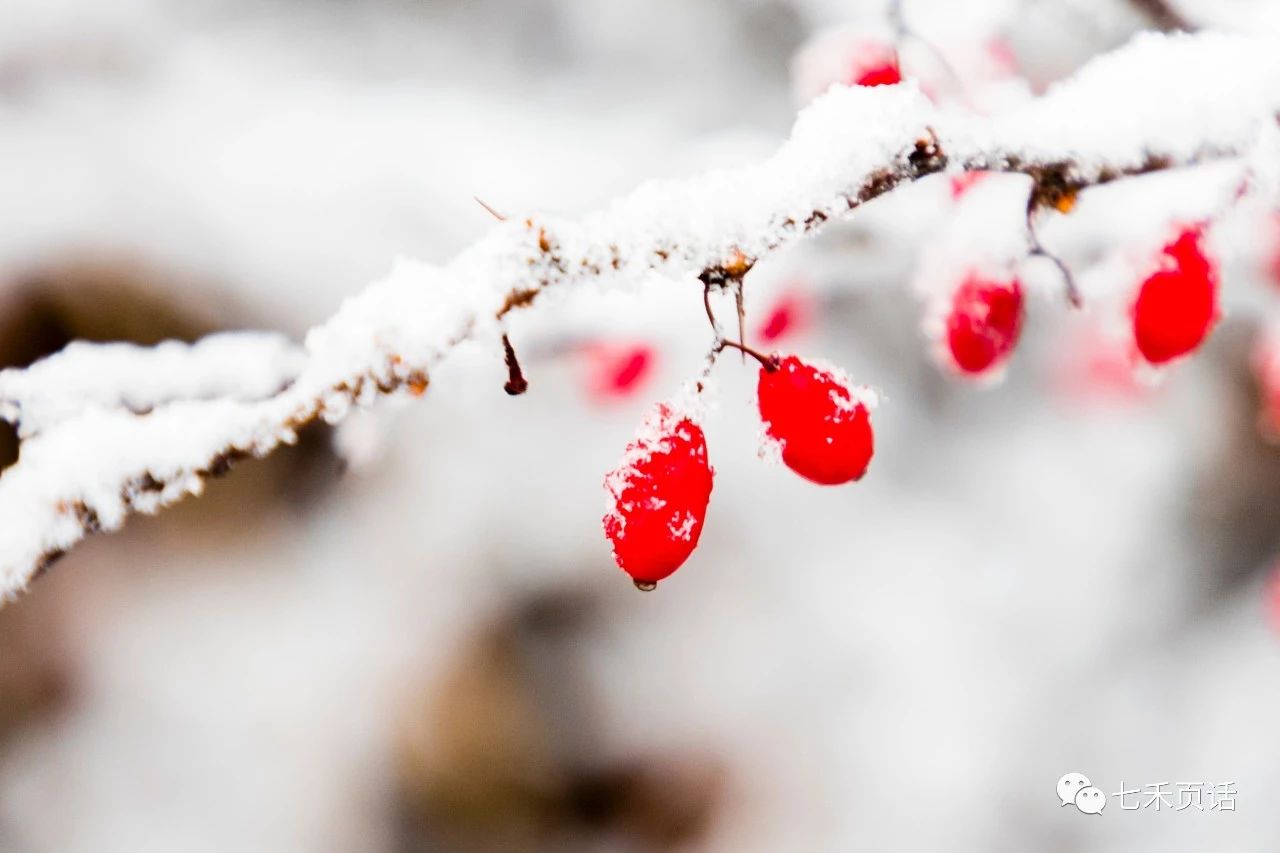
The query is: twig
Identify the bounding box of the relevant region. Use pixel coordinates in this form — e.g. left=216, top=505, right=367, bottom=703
left=1126, top=0, right=1195, bottom=32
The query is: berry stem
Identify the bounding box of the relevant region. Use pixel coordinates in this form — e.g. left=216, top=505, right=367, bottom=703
left=700, top=280, right=777, bottom=373
left=716, top=338, right=779, bottom=371
left=702, top=281, right=722, bottom=337
left=1025, top=198, right=1083, bottom=308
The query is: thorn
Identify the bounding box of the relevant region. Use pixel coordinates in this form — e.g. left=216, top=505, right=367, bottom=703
left=474, top=196, right=507, bottom=222
left=501, top=333, right=528, bottom=395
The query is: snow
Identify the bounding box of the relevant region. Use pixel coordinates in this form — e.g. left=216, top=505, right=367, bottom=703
left=952, top=32, right=1280, bottom=176
left=0, top=332, right=305, bottom=438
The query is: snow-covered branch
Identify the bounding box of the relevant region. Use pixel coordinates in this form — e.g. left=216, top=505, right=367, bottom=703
left=2, top=31, right=1278, bottom=601
left=0, top=332, right=306, bottom=439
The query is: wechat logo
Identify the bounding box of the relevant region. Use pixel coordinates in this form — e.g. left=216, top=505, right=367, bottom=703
left=1058, top=772, right=1106, bottom=815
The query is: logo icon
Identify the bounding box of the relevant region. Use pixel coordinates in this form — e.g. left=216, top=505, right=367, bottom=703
left=1058, top=772, right=1105, bottom=814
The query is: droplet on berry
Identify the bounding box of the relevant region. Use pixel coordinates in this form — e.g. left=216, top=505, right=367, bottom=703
left=603, top=404, right=714, bottom=587
left=1132, top=225, right=1218, bottom=365
left=757, top=355, right=875, bottom=485
left=583, top=342, right=655, bottom=401
left=944, top=275, right=1024, bottom=375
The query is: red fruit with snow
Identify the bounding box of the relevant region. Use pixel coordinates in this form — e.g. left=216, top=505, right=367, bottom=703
left=584, top=342, right=655, bottom=401
left=1132, top=225, right=1218, bottom=365
left=944, top=275, right=1024, bottom=375
left=757, top=355, right=875, bottom=485
left=603, top=405, right=713, bottom=589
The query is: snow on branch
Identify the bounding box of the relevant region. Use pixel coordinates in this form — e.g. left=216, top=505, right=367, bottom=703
left=0, top=332, right=306, bottom=439
left=1, top=31, right=1279, bottom=601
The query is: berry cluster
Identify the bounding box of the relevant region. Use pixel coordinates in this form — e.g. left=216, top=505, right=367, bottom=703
left=930, top=223, right=1220, bottom=381
left=602, top=321, right=876, bottom=590
left=596, top=220, right=1225, bottom=590
left=586, top=38, right=1234, bottom=593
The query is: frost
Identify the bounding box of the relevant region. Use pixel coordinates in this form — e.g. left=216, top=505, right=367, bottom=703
left=803, top=355, right=879, bottom=412
left=668, top=510, right=698, bottom=542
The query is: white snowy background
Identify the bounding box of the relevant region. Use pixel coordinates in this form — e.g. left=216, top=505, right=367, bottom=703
left=1, top=0, right=1279, bottom=851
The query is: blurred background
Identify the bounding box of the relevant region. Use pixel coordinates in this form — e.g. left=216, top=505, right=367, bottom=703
left=2, top=0, right=1280, bottom=850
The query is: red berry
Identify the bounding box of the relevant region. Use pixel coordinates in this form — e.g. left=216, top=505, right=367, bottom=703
left=852, top=60, right=901, bottom=87
left=1132, top=225, right=1218, bottom=365
left=755, top=291, right=809, bottom=344
left=944, top=275, right=1024, bottom=375
left=603, top=405, right=713, bottom=588
left=585, top=342, right=654, bottom=401
left=757, top=355, right=875, bottom=485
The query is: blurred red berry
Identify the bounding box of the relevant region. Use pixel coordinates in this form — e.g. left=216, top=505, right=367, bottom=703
left=1252, top=331, right=1280, bottom=438
left=603, top=405, right=713, bottom=589
left=757, top=355, right=874, bottom=485
left=755, top=291, right=810, bottom=344
left=1051, top=318, right=1146, bottom=405
left=986, top=37, right=1019, bottom=75
left=1265, top=213, right=1280, bottom=288
left=1265, top=561, right=1280, bottom=634
left=853, top=60, right=901, bottom=87
left=944, top=275, right=1024, bottom=375
left=1132, top=226, right=1218, bottom=365
left=584, top=342, right=655, bottom=401
left=949, top=171, right=988, bottom=200
left=844, top=42, right=901, bottom=88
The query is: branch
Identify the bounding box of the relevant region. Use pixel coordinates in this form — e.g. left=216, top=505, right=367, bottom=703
left=1, top=31, right=1278, bottom=601
left=1127, top=0, right=1196, bottom=33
